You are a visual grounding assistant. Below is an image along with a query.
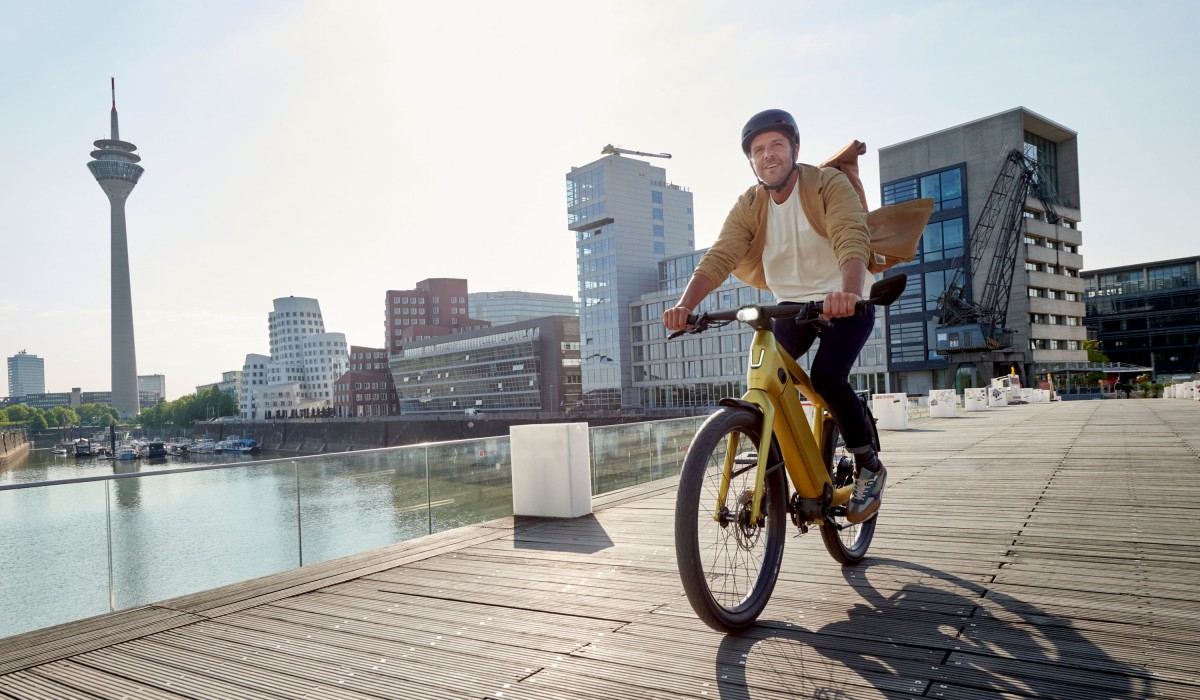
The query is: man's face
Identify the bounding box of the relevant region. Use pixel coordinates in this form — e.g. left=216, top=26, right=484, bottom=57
left=748, top=130, right=795, bottom=188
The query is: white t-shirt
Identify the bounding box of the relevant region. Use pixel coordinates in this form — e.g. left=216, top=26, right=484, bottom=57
left=763, top=181, right=871, bottom=303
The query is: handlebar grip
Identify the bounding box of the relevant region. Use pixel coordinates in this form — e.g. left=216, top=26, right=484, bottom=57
left=667, top=314, right=698, bottom=340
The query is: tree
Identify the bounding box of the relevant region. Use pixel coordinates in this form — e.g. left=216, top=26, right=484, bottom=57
left=28, top=413, right=48, bottom=431
left=4, top=405, right=31, bottom=423
left=1084, top=339, right=1110, bottom=388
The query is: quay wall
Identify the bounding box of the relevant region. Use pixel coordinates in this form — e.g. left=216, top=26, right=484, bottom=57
left=0, top=429, right=31, bottom=468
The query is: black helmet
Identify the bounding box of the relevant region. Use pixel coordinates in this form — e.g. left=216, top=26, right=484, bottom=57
left=741, top=109, right=799, bottom=157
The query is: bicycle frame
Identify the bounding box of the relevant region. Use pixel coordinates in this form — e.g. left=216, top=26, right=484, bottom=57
left=717, top=326, right=852, bottom=527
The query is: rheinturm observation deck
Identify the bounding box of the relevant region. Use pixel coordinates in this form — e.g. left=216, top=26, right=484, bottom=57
left=87, top=79, right=144, bottom=418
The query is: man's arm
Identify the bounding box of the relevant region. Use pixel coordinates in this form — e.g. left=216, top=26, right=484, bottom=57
left=823, top=258, right=869, bottom=319
left=663, top=274, right=718, bottom=331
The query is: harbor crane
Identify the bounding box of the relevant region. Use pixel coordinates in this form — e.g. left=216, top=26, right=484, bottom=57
left=934, top=147, right=1060, bottom=385
left=600, top=144, right=671, bottom=159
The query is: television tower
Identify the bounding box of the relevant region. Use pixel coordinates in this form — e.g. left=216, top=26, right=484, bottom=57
left=87, top=79, right=144, bottom=417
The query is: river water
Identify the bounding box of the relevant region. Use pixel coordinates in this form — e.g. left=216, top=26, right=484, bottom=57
left=1, top=441, right=514, bottom=639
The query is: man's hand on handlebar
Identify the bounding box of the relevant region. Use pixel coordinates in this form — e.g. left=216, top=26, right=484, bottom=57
left=822, top=292, right=862, bottom=319
left=663, top=305, right=693, bottom=332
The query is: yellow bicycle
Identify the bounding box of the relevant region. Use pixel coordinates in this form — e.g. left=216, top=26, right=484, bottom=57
left=670, top=275, right=907, bottom=632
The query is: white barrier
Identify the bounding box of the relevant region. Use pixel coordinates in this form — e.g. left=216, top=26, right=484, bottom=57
left=1181, top=383, right=1196, bottom=400
left=1194, top=381, right=1200, bottom=401
left=988, top=386, right=1009, bottom=407
left=929, top=389, right=957, bottom=418
left=510, top=422, right=592, bottom=518
left=872, top=393, right=909, bottom=430
left=1166, top=384, right=1176, bottom=398
left=964, top=388, right=988, bottom=411
left=1035, top=389, right=1051, bottom=404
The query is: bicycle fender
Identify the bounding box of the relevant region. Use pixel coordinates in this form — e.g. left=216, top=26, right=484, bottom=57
left=718, top=397, right=764, bottom=417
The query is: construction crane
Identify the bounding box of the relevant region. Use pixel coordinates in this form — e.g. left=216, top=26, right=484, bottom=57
left=600, top=144, right=671, bottom=159
left=934, top=148, right=1059, bottom=380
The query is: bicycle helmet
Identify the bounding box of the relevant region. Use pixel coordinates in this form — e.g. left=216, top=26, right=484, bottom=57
left=741, top=109, right=799, bottom=157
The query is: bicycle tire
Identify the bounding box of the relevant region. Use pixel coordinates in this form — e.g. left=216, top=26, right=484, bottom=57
left=675, top=407, right=787, bottom=632
left=819, top=418, right=876, bottom=564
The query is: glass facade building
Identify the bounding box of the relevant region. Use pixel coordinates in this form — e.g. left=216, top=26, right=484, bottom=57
left=628, top=251, right=890, bottom=411
left=468, top=291, right=578, bottom=326
left=6, top=351, right=45, bottom=398
left=390, top=316, right=580, bottom=415
left=878, top=108, right=1086, bottom=393
left=1082, top=256, right=1200, bottom=378
left=566, top=154, right=694, bottom=409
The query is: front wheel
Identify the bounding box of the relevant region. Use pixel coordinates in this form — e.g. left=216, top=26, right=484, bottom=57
left=675, top=407, right=787, bottom=632
left=819, top=419, right=877, bottom=564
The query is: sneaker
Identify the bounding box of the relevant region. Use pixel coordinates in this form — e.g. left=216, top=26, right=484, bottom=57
left=846, top=463, right=886, bottom=524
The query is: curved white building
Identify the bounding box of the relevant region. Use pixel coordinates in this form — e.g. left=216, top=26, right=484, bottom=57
left=239, top=297, right=348, bottom=419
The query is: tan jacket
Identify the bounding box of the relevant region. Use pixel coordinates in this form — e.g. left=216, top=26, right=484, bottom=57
left=694, top=142, right=935, bottom=291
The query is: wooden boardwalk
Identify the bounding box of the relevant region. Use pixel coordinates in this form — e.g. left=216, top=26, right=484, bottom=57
left=2, top=398, right=1198, bottom=699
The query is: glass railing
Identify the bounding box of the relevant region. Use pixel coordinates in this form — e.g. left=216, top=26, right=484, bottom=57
left=1, top=418, right=703, bottom=639
left=589, top=416, right=705, bottom=493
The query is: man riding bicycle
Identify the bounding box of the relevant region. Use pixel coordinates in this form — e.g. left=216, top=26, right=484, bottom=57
left=663, top=109, right=885, bottom=524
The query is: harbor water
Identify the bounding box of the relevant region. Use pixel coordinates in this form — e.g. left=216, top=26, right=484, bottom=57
left=1, top=441, right=514, bottom=639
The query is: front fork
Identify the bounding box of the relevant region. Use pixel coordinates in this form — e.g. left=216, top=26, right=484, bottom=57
left=715, top=397, right=779, bottom=526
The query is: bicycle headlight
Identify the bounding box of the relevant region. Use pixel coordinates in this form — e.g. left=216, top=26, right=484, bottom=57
left=736, top=306, right=760, bottom=323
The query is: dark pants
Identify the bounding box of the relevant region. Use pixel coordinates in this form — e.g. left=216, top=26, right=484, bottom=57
left=772, top=305, right=875, bottom=451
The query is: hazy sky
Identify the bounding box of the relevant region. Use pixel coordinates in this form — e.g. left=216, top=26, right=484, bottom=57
left=3, top=1, right=1197, bottom=399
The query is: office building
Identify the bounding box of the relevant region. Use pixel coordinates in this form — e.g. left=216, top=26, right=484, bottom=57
left=385, top=278, right=492, bottom=356
left=87, top=80, right=144, bottom=417
left=137, top=374, right=166, bottom=403
left=629, top=251, right=890, bottom=411
left=468, top=291, right=578, bottom=326
left=7, top=351, right=45, bottom=398
left=1082, top=255, right=1200, bottom=378
left=566, top=150, right=694, bottom=409
left=878, top=107, right=1086, bottom=393
left=239, top=297, right=349, bottom=420
left=389, top=316, right=580, bottom=415
left=18, top=389, right=157, bottom=411
left=333, top=346, right=398, bottom=417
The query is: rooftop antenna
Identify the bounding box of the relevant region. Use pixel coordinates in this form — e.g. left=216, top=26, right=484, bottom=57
left=110, top=77, right=119, bottom=140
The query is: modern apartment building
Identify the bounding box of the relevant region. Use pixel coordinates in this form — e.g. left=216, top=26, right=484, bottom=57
left=333, top=346, right=399, bottom=417
left=239, top=297, right=349, bottom=419
left=629, top=250, right=890, bottom=411
left=385, top=278, right=492, bottom=356
left=1082, top=255, right=1200, bottom=378
left=6, top=351, right=45, bottom=398
left=389, top=316, right=580, bottom=415
left=468, top=291, right=578, bottom=326
left=878, top=107, right=1086, bottom=393
left=566, top=151, right=694, bottom=409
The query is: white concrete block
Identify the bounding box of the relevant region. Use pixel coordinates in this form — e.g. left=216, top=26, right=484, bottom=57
left=1020, top=388, right=1035, bottom=403
left=929, top=389, right=957, bottom=418
left=988, top=386, right=1009, bottom=407
left=1180, top=383, right=1195, bottom=400
left=1035, top=389, right=1051, bottom=404
left=1165, top=384, right=1175, bottom=399
left=964, top=388, right=988, bottom=411
left=872, top=393, right=909, bottom=430
left=510, top=422, right=592, bottom=518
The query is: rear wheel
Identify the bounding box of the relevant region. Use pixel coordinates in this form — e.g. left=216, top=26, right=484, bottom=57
left=675, top=407, right=787, bottom=632
left=819, top=419, right=876, bottom=564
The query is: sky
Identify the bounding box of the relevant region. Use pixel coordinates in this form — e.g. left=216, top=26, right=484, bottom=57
left=2, top=1, right=1197, bottom=400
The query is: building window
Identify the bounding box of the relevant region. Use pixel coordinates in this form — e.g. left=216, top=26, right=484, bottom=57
left=919, top=167, right=963, bottom=211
